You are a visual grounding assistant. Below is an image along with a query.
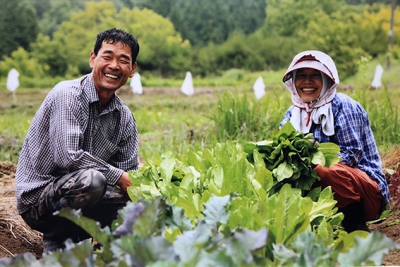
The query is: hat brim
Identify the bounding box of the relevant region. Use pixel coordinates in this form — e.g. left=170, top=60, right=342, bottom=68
left=283, top=60, right=333, bottom=82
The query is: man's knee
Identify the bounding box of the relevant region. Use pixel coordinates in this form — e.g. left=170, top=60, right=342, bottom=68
left=82, top=169, right=107, bottom=199
left=55, top=169, right=107, bottom=211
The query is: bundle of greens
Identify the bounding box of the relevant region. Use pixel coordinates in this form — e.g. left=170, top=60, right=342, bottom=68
left=244, top=122, right=341, bottom=195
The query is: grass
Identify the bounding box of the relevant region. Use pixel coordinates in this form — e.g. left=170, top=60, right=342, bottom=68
left=1, top=58, right=400, bottom=163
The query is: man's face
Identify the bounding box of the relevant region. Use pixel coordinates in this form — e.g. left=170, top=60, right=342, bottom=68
left=89, top=41, right=136, bottom=94
left=294, top=68, right=323, bottom=103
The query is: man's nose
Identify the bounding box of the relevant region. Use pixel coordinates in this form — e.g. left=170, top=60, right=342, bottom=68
left=109, top=59, right=119, bottom=68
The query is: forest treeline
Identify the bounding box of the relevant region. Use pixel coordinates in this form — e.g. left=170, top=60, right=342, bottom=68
left=0, top=0, right=399, bottom=83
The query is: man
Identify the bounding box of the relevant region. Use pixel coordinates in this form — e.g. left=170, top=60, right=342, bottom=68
left=280, top=50, right=390, bottom=232
left=15, top=28, right=140, bottom=252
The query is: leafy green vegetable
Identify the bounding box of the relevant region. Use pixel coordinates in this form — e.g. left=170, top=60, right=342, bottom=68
left=2, top=196, right=396, bottom=267
left=245, top=121, right=341, bottom=195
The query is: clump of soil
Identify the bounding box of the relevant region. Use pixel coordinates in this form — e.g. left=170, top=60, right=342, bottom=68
left=0, top=161, right=42, bottom=259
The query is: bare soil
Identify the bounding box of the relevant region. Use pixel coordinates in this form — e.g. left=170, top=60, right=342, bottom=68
left=0, top=161, right=42, bottom=259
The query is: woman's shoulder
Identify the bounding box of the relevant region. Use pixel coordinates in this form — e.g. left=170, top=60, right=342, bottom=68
left=333, top=93, right=368, bottom=117
left=333, top=93, right=362, bottom=109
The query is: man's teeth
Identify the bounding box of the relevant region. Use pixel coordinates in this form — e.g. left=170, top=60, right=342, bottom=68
left=105, top=74, right=118, bottom=79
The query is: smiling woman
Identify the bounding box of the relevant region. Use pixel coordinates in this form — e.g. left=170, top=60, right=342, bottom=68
left=294, top=68, right=323, bottom=103
left=279, top=50, right=390, bottom=233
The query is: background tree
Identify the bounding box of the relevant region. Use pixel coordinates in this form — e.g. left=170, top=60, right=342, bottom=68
left=35, top=0, right=135, bottom=37
left=31, top=2, right=190, bottom=77
left=39, top=0, right=86, bottom=37
left=129, top=0, right=172, bottom=17
left=352, top=5, right=389, bottom=57
left=264, top=0, right=343, bottom=37
left=298, top=11, right=366, bottom=79
left=2, top=0, right=399, bottom=81
left=119, top=7, right=191, bottom=77
left=0, top=0, right=39, bottom=60
left=345, top=0, right=398, bottom=4
left=30, top=34, right=71, bottom=77
left=0, top=48, right=44, bottom=78
left=131, top=0, right=266, bottom=46
left=30, top=0, right=51, bottom=19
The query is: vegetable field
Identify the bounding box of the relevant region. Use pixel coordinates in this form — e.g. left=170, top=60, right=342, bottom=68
left=1, top=83, right=400, bottom=266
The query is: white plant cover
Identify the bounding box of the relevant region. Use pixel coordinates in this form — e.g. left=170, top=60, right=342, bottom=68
left=371, top=64, right=383, bottom=89
left=181, top=71, right=194, bottom=96
left=6, top=68, right=19, bottom=92
left=253, top=76, right=266, bottom=99
left=130, top=72, right=143, bottom=94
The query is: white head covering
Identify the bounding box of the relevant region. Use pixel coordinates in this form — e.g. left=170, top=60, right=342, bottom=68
left=282, top=50, right=339, bottom=136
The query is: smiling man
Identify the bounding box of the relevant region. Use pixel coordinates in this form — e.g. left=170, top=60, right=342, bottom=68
left=279, top=50, right=389, bottom=233
left=15, top=28, right=140, bottom=253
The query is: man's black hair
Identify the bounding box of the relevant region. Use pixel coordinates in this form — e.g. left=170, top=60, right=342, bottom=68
left=93, top=28, right=140, bottom=63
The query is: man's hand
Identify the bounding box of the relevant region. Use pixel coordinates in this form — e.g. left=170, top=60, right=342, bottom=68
left=116, top=172, right=132, bottom=192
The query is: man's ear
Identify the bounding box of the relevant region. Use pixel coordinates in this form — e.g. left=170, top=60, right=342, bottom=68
left=129, top=62, right=137, bottom=78
left=89, top=51, right=96, bottom=69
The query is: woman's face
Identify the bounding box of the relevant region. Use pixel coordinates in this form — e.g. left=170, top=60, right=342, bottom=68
left=294, top=68, right=323, bottom=103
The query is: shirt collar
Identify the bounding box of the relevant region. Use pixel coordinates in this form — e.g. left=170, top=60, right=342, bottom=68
left=81, top=72, right=123, bottom=113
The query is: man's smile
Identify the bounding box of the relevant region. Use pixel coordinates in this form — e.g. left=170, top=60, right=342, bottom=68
left=104, top=73, right=119, bottom=79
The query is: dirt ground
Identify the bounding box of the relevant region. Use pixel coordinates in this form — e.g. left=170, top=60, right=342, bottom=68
left=0, top=161, right=42, bottom=259
left=1, top=149, right=400, bottom=264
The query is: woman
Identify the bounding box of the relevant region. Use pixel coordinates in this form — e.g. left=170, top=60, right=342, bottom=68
left=280, top=50, right=390, bottom=232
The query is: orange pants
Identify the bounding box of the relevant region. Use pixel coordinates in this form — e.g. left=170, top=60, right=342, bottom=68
left=314, top=163, right=383, bottom=221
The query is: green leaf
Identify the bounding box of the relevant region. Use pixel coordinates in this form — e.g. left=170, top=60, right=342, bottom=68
left=273, top=161, right=294, bottom=182
left=318, top=142, right=341, bottom=167
left=57, top=208, right=113, bottom=247
left=253, top=149, right=266, bottom=170
left=50, top=240, right=97, bottom=267
left=160, top=150, right=175, bottom=183
left=311, top=150, right=326, bottom=166
left=243, top=142, right=257, bottom=154
left=273, top=231, right=335, bottom=267
left=255, top=140, right=274, bottom=150
left=133, top=198, right=168, bottom=238
left=165, top=206, right=193, bottom=231
left=277, top=121, right=297, bottom=136
left=338, top=231, right=400, bottom=266
left=225, top=228, right=269, bottom=264
left=265, top=184, right=310, bottom=245
left=138, top=236, right=177, bottom=264
left=254, top=167, right=274, bottom=196
left=173, top=221, right=211, bottom=263
left=203, top=195, right=231, bottom=230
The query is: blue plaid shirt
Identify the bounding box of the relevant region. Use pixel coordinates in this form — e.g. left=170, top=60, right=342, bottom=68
left=15, top=73, right=139, bottom=214
left=280, top=93, right=390, bottom=206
